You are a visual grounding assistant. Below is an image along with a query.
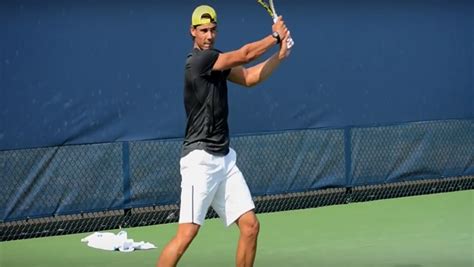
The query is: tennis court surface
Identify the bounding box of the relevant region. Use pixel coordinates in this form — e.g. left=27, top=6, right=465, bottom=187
left=1, top=190, right=472, bottom=267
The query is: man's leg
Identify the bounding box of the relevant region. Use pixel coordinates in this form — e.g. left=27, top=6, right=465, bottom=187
left=235, top=210, right=260, bottom=267
left=156, top=223, right=200, bottom=267
left=159, top=149, right=221, bottom=266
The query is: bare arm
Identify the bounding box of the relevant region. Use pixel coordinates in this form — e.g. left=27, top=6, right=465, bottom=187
left=212, top=16, right=288, bottom=71
left=227, top=53, right=281, bottom=87
left=227, top=34, right=291, bottom=87
left=212, top=36, right=277, bottom=71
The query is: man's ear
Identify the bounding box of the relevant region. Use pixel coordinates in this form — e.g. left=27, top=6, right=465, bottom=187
left=190, top=26, right=196, bottom=38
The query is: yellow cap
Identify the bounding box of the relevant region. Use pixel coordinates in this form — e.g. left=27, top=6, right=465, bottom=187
left=191, top=5, right=217, bottom=26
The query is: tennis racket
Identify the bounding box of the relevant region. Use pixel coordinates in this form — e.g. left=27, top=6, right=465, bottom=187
left=257, top=0, right=294, bottom=49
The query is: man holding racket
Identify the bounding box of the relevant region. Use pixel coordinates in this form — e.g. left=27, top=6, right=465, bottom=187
left=157, top=5, right=291, bottom=267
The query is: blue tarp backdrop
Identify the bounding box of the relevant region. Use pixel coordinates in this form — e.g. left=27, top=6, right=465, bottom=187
left=1, top=0, right=473, bottom=150
left=0, top=1, right=473, bottom=222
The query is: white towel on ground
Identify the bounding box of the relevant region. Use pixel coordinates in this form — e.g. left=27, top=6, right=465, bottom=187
left=81, top=230, right=156, bottom=252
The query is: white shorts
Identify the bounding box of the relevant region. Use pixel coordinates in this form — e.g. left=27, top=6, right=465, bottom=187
left=178, top=148, right=255, bottom=227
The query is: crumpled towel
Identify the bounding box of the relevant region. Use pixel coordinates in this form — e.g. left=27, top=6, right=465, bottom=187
left=81, top=230, right=156, bottom=252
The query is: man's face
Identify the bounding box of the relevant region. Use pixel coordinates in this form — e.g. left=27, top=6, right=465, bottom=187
left=191, top=23, right=217, bottom=50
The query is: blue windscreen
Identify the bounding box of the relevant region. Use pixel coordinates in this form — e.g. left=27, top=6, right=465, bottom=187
left=1, top=1, right=472, bottom=150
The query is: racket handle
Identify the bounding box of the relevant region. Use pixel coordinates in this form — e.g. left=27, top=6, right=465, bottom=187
left=286, top=34, right=294, bottom=49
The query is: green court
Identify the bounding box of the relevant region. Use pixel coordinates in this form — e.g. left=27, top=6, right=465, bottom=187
left=1, top=190, right=472, bottom=267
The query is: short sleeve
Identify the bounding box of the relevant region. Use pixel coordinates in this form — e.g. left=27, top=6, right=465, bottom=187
left=192, top=49, right=220, bottom=77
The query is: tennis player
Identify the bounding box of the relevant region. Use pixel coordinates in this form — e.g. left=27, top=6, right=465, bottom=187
left=157, top=5, right=291, bottom=267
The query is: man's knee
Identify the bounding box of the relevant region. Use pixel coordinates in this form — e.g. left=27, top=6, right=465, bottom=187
left=176, top=224, right=200, bottom=245
left=239, top=215, right=260, bottom=239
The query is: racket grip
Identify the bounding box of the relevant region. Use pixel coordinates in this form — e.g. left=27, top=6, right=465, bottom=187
left=287, top=35, right=294, bottom=49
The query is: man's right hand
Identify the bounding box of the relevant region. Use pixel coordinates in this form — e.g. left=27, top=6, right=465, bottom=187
left=272, top=16, right=288, bottom=42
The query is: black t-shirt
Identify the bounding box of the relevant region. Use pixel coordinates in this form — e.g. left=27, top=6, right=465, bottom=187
left=181, top=48, right=231, bottom=157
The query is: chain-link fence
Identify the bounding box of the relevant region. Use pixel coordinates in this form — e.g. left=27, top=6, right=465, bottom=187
left=1, top=119, right=473, bottom=241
